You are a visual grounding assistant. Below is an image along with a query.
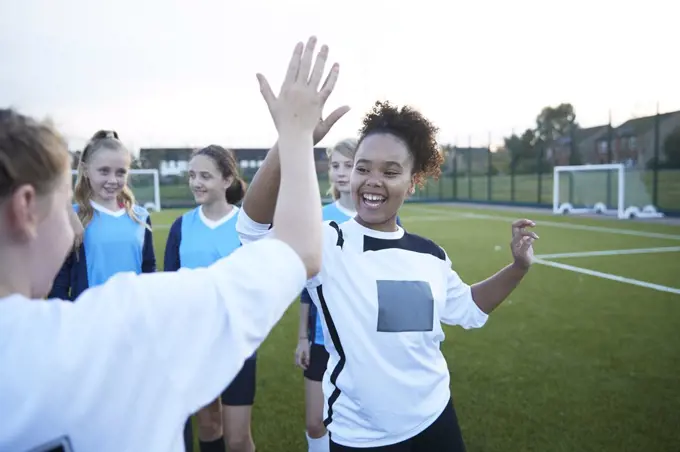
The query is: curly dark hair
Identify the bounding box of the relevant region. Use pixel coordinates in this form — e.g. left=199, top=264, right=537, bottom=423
left=358, top=100, right=444, bottom=187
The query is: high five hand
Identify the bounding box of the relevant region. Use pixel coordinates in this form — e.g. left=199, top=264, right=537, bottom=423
left=257, top=36, right=348, bottom=141
left=510, top=219, right=539, bottom=269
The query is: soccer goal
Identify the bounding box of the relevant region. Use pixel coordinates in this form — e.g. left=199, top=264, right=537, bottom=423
left=552, top=163, right=663, bottom=219
left=70, top=169, right=162, bottom=212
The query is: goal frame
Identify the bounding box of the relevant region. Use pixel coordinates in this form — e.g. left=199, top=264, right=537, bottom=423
left=552, top=163, right=663, bottom=219
left=71, top=168, right=161, bottom=212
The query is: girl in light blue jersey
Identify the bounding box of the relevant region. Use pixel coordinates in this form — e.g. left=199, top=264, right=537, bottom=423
left=49, top=130, right=155, bottom=300
left=163, top=145, right=252, bottom=452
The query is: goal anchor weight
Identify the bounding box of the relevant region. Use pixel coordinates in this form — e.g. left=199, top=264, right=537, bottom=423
left=552, top=163, right=663, bottom=220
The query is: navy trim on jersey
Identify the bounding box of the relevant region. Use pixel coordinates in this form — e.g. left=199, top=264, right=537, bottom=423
left=318, top=224, right=346, bottom=427
left=318, top=284, right=345, bottom=428
left=304, top=218, right=405, bottom=343
left=363, top=232, right=446, bottom=261
left=49, top=215, right=155, bottom=301
left=328, top=221, right=344, bottom=248
left=305, top=293, right=319, bottom=343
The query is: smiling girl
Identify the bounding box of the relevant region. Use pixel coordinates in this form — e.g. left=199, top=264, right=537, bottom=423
left=238, top=97, right=538, bottom=452
left=296, top=138, right=404, bottom=452
left=163, top=145, right=255, bottom=452
left=48, top=130, right=156, bottom=300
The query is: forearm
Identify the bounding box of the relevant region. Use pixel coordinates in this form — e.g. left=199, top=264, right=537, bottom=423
left=298, top=302, right=310, bottom=340
left=273, top=133, right=322, bottom=277
left=471, top=262, right=529, bottom=314
left=241, top=143, right=280, bottom=224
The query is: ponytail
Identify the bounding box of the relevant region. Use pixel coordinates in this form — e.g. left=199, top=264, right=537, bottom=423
left=225, top=177, right=247, bottom=204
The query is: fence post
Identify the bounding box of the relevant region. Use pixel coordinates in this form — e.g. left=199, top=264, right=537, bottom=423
left=606, top=111, right=613, bottom=207
left=452, top=148, right=458, bottom=200
left=439, top=157, right=444, bottom=201
left=510, top=158, right=516, bottom=203
left=537, top=145, right=543, bottom=204
left=652, top=107, right=660, bottom=207
left=487, top=140, right=492, bottom=202
left=467, top=148, right=472, bottom=200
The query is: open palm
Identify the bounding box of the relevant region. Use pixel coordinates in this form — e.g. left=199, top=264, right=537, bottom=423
left=256, top=36, right=349, bottom=142
left=510, top=219, right=539, bottom=269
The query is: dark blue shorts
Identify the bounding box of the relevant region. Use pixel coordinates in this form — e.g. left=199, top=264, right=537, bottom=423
left=221, top=357, right=257, bottom=406
left=303, top=343, right=329, bottom=382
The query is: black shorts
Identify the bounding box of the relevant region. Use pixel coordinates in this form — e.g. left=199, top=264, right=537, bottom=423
left=220, top=357, right=256, bottom=406
left=303, top=343, right=329, bottom=382
left=330, top=398, right=465, bottom=452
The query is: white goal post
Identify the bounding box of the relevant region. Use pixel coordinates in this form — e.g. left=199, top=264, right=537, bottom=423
left=71, top=168, right=161, bottom=212
left=552, top=163, right=663, bottom=219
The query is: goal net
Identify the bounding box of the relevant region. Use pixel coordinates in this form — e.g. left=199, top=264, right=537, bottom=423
left=553, top=164, right=663, bottom=219
left=70, top=169, right=161, bottom=212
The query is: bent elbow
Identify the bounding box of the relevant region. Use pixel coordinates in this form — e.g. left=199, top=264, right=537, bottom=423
left=303, top=253, right=322, bottom=280
left=288, top=241, right=322, bottom=280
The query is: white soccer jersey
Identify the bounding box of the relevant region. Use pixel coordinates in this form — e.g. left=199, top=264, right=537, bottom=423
left=237, top=211, right=489, bottom=448
left=0, top=239, right=305, bottom=452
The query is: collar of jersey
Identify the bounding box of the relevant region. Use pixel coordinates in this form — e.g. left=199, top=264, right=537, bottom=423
left=199, top=205, right=239, bottom=229
left=347, top=218, right=404, bottom=240
left=90, top=200, right=126, bottom=217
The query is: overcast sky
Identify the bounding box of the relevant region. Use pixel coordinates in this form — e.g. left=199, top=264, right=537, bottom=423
left=1, top=0, right=677, bottom=151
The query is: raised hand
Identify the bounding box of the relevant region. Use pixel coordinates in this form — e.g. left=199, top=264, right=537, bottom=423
left=510, top=219, right=539, bottom=269
left=257, top=36, right=346, bottom=140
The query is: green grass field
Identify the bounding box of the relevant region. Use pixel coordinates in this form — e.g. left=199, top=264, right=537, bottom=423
left=150, top=204, right=680, bottom=452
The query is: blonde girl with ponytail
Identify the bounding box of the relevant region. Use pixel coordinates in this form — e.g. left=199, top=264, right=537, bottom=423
left=49, top=130, right=156, bottom=300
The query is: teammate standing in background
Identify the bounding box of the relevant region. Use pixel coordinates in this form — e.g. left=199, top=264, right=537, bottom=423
left=48, top=130, right=156, bottom=300
left=0, top=35, right=339, bottom=451
left=163, top=145, right=256, bottom=452
left=238, top=95, right=539, bottom=452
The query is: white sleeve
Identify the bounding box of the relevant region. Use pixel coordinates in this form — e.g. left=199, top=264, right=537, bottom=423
left=236, top=209, right=339, bottom=291
left=235, top=208, right=273, bottom=245
left=441, top=253, right=488, bottom=329
left=68, top=238, right=306, bottom=415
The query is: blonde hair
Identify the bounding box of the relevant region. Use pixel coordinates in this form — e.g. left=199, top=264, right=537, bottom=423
left=73, top=130, right=149, bottom=250
left=326, top=138, right=358, bottom=200
left=0, top=109, right=69, bottom=200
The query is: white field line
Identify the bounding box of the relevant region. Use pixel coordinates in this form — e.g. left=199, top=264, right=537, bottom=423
left=406, top=206, right=680, bottom=241
left=535, top=246, right=680, bottom=260
left=533, top=258, right=680, bottom=295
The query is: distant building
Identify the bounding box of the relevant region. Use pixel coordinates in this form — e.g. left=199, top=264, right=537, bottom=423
left=138, top=147, right=330, bottom=179
left=548, top=111, right=680, bottom=167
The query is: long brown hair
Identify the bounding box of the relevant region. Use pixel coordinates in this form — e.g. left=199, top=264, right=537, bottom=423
left=0, top=109, right=70, bottom=199
left=73, top=130, right=149, bottom=250
left=192, top=145, right=247, bottom=204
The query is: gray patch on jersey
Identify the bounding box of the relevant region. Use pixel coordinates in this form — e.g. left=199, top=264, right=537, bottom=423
left=376, top=280, right=434, bottom=332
